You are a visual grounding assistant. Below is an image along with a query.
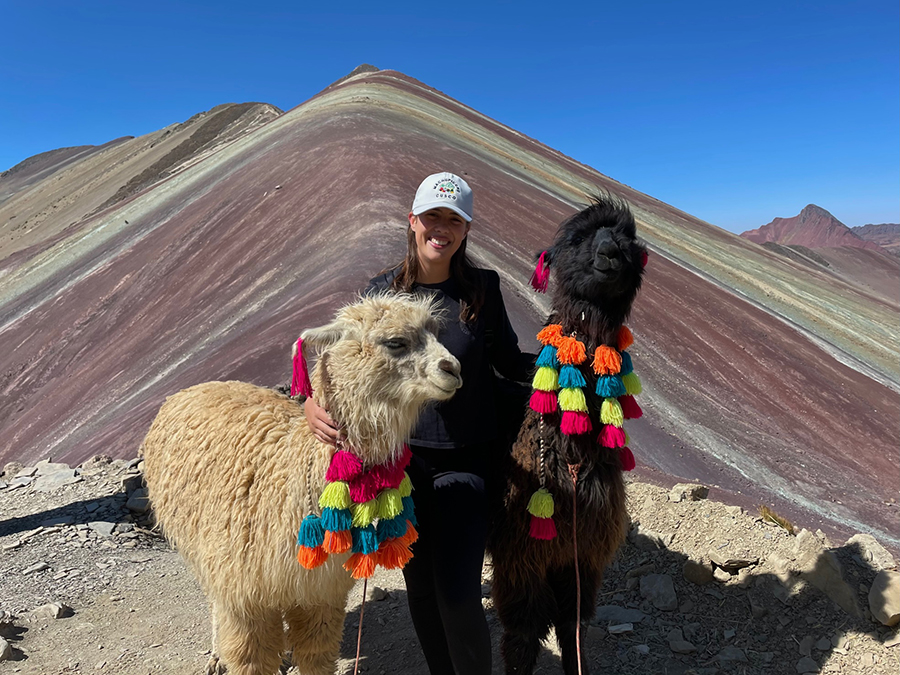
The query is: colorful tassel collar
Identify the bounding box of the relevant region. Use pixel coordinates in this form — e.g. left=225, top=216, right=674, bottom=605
left=296, top=444, right=418, bottom=579
left=526, top=323, right=642, bottom=540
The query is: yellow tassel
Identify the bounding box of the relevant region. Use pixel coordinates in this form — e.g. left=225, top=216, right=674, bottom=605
left=526, top=488, right=554, bottom=518
left=625, top=430, right=631, bottom=445
left=377, top=489, right=404, bottom=520
left=601, top=398, right=624, bottom=426
left=622, top=372, right=642, bottom=395
left=532, top=367, right=559, bottom=391
left=351, top=499, right=378, bottom=527
left=558, top=387, right=587, bottom=412
left=398, top=473, right=413, bottom=498
left=318, top=481, right=351, bottom=510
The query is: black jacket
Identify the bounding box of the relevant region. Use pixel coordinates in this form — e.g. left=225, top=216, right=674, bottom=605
left=367, top=268, right=534, bottom=448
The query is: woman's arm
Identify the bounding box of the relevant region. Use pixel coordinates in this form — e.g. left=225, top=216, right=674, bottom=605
left=485, top=271, right=537, bottom=382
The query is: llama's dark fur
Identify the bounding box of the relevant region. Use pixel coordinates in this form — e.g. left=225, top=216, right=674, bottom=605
left=489, top=196, right=647, bottom=674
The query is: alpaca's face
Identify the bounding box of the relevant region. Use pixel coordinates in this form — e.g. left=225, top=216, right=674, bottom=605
left=304, top=294, right=462, bottom=412
left=548, top=198, right=646, bottom=305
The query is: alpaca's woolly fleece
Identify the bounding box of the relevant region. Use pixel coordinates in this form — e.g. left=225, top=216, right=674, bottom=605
left=142, top=293, right=460, bottom=675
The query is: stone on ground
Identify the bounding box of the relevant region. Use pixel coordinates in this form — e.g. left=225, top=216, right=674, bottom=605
left=640, top=573, right=678, bottom=611
left=868, top=570, right=900, bottom=627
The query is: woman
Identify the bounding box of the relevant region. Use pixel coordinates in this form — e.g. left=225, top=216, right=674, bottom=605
left=305, top=171, right=533, bottom=674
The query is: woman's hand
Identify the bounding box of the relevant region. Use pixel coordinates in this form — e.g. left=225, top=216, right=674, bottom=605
left=304, top=397, right=343, bottom=446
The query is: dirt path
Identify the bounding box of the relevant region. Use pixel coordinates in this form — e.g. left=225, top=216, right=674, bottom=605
left=1, top=458, right=897, bottom=674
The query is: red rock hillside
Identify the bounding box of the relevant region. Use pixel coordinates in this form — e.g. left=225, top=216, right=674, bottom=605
left=741, top=204, right=882, bottom=250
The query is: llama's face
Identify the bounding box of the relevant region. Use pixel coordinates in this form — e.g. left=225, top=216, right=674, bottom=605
left=548, top=198, right=646, bottom=305
left=303, top=294, right=462, bottom=411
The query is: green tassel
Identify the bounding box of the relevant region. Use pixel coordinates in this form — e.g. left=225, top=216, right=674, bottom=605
left=558, top=387, right=587, bottom=412
left=318, top=481, right=351, bottom=510
left=398, top=473, right=413, bottom=497
left=377, top=488, right=404, bottom=520
left=351, top=499, right=378, bottom=527
left=532, top=366, right=559, bottom=392
left=622, top=372, right=642, bottom=395
left=526, top=488, right=554, bottom=518
left=600, top=398, right=624, bottom=426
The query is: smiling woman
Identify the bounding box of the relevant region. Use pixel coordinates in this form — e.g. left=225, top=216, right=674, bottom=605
left=304, top=171, right=535, bottom=675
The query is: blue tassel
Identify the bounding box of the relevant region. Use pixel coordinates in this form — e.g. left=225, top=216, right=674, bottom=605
left=297, top=514, right=325, bottom=547
left=351, top=525, right=379, bottom=554
left=536, top=344, right=560, bottom=368
left=376, top=514, right=409, bottom=542
left=558, top=365, right=586, bottom=389
left=401, top=495, right=417, bottom=527
left=620, top=351, right=633, bottom=375
left=321, top=507, right=352, bottom=532
left=596, top=375, right=626, bottom=398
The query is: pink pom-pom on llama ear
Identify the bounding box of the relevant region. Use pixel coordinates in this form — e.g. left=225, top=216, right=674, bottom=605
left=530, top=251, right=550, bottom=293
left=291, top=337, right=314, bottom=398
left=640, top=250, right=649, bottom=268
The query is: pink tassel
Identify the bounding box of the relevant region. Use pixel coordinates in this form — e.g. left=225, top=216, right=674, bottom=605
left=291, top=338, right=314, bottom=397
left=619, top=395, right=643, bottom=419
left=640, top=250, right=649, bottom=268
left=619, top=447, right=636, bottom=471
left=529, top=389, right=558, bottom=414
left=599, top=424, right=626, bottom=448
left=373, top=445, right=412, bottom=489
left=349, top=472, right=379, bottom=503
left=560, top=411, right=592, bottom=435
left=326, top=450, right=363, bottom=482
left=370, top=462, right=405, bottom=490
left=529, top=515, right=557, bottom=540
left=530, top=251, right=550, bottom=293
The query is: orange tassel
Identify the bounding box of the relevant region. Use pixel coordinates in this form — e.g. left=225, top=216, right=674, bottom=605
left=556, top=336, right=587, bottom=365
left=322, top=529, right=352, bottom=554
left=537, top=324, right=564, bottom=347
left=344, top=552, right=377, bottom=579
left=399, top=523, right=419, bottom=546
left=375, top=538, right=414, bottom=569
left=592, top=345, right=622, bottom=375
left=617, top=326, right=634, bottom=351
left=296, top=545, right=328, bottom=569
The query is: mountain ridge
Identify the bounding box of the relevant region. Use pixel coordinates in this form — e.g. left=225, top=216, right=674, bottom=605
left=740, top=204, right=882, bottom=251
left=0, top=68, right=896, bottom=550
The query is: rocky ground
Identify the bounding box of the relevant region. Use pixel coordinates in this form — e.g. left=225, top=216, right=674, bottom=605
left=1, top=458, right=898, bottom=675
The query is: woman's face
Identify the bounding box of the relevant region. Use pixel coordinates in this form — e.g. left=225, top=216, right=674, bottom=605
left=408, top=207, right=470, bottom=268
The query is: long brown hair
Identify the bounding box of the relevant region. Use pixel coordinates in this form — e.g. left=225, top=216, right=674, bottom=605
left=388, top=222, right=485, bottom=323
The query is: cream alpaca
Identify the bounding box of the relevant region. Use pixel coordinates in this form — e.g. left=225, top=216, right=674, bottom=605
left=142, top=293, right=461, bottom=675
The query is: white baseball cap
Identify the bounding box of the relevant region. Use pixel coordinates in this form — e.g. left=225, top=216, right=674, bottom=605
left=411, top=172, right=473, bottom=222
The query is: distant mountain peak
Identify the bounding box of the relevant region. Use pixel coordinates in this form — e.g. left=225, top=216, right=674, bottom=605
left=798, top=203, right=834, bottom=221
left=740, top=205, right=881, bottom=252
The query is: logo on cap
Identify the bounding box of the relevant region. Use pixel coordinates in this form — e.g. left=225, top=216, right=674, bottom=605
left=433, top=179, right=459, bottom=200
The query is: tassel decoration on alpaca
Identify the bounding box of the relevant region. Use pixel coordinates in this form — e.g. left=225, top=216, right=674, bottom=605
left=290, top=337, right=314, bottom=398
left=297, top=445, right=417, bottom=579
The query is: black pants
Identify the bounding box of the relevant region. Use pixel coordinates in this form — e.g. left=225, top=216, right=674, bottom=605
left=403, top=444, right=495, bottom=675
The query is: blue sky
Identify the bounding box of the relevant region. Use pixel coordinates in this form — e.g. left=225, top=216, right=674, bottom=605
left=3, top=1, right=897, bottom=232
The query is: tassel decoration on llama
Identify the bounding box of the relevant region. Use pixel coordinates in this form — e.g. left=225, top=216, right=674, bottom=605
left=593, top=325, right=642, bottom=472
left=530, top=251, right=550, bottom=293
left=296, top=445, right=418, bottom=579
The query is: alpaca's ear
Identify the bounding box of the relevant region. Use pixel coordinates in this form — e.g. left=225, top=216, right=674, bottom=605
left=299, top=321, right=349, bottom=355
